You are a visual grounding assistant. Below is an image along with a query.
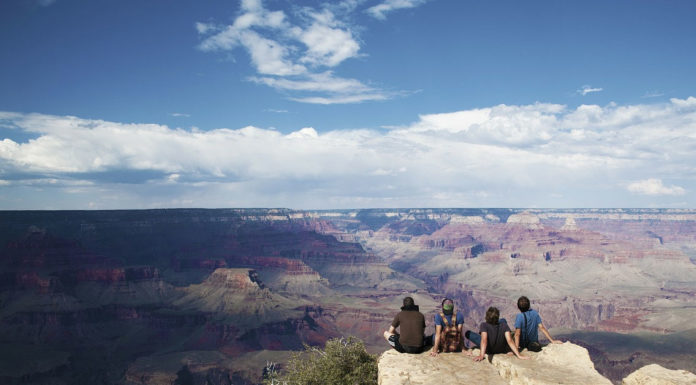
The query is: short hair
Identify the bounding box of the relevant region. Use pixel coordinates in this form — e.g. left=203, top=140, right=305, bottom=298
left=403, top=296, right=415, bottom=307
left=485, top=307, right=500, bottom=324
left=517, top=296, right=530, bottom=312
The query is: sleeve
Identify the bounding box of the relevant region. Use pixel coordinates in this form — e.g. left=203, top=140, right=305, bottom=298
left=535, top=311, right=543, bottom=326
left=514, top=313, right=523, bottom=329
left=456, top=312, right=464, bottom=325
left=434, top=313, right=443, bottom=326
left=391, top=313, right=400, bottom=328
left=501, top=321, right=511, bottom=334
left=479, top=322, right=487, bottom=334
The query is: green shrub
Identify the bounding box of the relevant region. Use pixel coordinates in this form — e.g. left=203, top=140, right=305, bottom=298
left=264, top=337, right=377, bottom=385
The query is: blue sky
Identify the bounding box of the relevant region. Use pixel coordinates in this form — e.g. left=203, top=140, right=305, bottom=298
left=1, top=0, right=695, bottom=209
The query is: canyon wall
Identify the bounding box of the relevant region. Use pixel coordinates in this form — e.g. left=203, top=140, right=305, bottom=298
left=1, top=208, right=695, bottom=384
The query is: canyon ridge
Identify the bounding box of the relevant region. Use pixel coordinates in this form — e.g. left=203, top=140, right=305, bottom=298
left=1, top=208, right=695, bottom=384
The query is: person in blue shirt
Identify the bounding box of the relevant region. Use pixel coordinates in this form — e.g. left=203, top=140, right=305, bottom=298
left=429, top=298, right=466, bottom=356
left=514, top=296, right=562, bottom=350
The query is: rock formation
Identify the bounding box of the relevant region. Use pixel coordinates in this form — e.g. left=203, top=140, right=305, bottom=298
left=622, top=364, right=696, bottom=385
left=378, top=343, right=611, bottom=385
left=2, top=208, right=696, bottom=384
left=379, top=343, right=696, bottom=385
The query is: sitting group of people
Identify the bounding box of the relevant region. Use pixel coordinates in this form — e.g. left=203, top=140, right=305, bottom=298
left=383, top=296, right=562, bottom=361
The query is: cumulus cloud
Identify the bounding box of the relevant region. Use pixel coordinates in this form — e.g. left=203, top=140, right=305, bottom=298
left=578, top=85, right=603, bottom=96
left=196, top=0, right=421, bottom=104
left=366, top=0, right=429, bottom=20
left=1, top=97, right=695, bottom=208
left=627, top=179, right=686, bottom=196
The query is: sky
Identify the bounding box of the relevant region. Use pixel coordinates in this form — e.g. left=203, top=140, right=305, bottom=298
left=1, top=0, right=695, bottom=210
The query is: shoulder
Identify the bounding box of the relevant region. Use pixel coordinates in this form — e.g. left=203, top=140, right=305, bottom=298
left=456, top=312, right=464, bottom=324
left=434, top=313, right=443, bottom=322
left=531, top=309, right=542, bottom=320
left=501, top=321, right=511, bottom=332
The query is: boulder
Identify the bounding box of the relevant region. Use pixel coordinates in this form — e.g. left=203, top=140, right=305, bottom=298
left=378, top=342, right=612, bottom=385
left=622, top=364, right=696, bottom=385
left=378, top=349, right=507, bottom=385
left=487, top=342, right=612, bottom=385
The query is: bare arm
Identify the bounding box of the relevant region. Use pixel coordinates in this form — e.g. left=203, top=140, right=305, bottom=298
left=514, top=328, right=521, bottom=348
left=383, top=325, right=397, bottom=341
left=539, top=323, right=561, bottom=344
left=473, top=332, right=488, bottom=361
left=430, top=325, right=442, bottom=356
left=505, top=331, right=529, bottom=359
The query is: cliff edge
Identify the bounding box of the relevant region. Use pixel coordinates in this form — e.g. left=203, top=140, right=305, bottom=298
left=378, top=343, right=696, bottom=385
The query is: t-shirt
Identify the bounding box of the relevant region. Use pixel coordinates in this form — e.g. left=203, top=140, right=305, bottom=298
left=391, top=310, right=426, bottom=347
left=479, top=321, right=511, bottom=354
left=514, top=309, right=542, bottom=347
left=434, top=311, right=464, bottom=327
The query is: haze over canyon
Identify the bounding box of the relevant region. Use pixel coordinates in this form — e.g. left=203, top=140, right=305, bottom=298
left=1, top=208, right=695, bottom=384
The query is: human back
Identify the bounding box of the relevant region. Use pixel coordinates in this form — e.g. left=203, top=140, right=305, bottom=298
left=435, top=299, right=464, bottom=352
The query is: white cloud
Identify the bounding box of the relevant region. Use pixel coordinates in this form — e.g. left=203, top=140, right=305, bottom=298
left=250, top=71, right=370, bottom=93
left=578, top=85, right=603, bottom=96
left=249, top=71, right=389, bottom=104
left=366, top=0, right=429, bottom=20
left=170, top=112, right=190, bottom=117
left=239, top=31, right=307, bottom=76
left=1, top=97, right=695, bottom=208
left=197, top=1, right=408, bottom=104
left=627, top=179, right=686, bottom=196
left=294, top=10, right=361, bottom=67
left=642, top=90, right=665, bottom=98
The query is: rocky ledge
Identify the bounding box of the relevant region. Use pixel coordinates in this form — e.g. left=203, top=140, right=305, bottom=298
left=378, top=342, right=696, bottom=385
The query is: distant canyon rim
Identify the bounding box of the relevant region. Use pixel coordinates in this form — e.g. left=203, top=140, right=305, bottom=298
left=1, top=208, right=695, bottom=384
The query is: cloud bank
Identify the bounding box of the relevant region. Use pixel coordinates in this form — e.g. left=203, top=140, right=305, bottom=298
left=1, top=97, right=695, bottom=209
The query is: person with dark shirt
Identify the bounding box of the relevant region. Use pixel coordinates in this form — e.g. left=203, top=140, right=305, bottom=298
left=472, top=307, right=528, bottom=361
left=383, top=296, right=427, bottom=354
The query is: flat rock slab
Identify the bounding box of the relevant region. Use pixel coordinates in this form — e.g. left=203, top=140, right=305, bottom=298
left=378, top=342, right=613, bottom=385
left=622, top=364, right=696, bottom=385
left=488, top=342, right=612, bottom=385
left=378, top=349, right=507, bottom=385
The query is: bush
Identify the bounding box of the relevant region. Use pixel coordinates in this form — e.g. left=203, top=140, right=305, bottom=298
left=264, top=337, right=377, bottom=385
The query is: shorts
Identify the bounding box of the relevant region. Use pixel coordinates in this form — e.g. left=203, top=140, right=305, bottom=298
left=388, top=334, right=424, bottom=354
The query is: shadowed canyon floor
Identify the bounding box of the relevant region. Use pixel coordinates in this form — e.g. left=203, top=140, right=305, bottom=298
left=1, top=208, right=695, bottom=384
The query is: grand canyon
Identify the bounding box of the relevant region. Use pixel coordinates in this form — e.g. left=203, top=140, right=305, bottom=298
left=1, top=208, right=695, bottom=384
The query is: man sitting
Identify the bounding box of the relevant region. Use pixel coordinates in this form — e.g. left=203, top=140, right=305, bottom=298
left=514, top=296, right=562, bottom=351
left=383, top=296, right=428, bottom=354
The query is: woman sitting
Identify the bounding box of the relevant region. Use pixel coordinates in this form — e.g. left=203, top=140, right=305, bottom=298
left=472, top=306, right=528, bottom=362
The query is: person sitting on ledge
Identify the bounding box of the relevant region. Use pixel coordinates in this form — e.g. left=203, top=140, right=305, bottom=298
left=430, top=298, right=468, bottom=356
left=383, top=296, right=431, bottom=354
left=514, top=296, right=562, bottom=351
left=470, top=306, right=528, bottom=361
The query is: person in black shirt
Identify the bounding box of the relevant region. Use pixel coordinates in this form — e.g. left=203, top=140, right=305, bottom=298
left=472, top=307, right=528, bottom=361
